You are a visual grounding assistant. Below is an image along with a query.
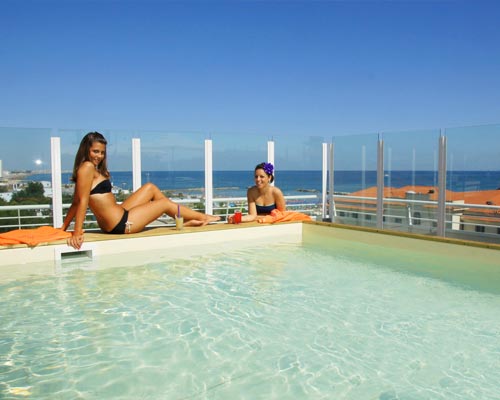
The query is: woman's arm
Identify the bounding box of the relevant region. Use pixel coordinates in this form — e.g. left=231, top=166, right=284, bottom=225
left=228, top=188, right=258, bottom=223
left=62, top=162, right=94, bottom=249
left=273, top=187, right=286, bottom=211
left=240, top=204, right=258, bottom=222
left=61, top=203, right=77, bottom=231
left=240, top=188, right=258, bottom=222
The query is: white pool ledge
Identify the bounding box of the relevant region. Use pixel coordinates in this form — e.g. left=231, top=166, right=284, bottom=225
left=0, top=223, right=303, bottom=267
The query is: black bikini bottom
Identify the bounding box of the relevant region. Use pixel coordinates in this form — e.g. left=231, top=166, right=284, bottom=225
left=107, top=209, right=129, bottom=234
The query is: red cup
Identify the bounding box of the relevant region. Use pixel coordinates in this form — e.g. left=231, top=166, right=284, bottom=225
left=234, top=211, right=242, bottom=224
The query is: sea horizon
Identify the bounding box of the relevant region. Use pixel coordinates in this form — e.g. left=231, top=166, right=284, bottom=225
left=24, top=170, right=500, bottom=198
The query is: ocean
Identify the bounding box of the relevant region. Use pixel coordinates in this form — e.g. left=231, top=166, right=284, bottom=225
left=27, top=170, right=500, bottom=197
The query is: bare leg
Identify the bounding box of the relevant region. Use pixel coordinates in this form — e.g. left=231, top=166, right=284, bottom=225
left=122, top=183, right=220, bottom=232
left=183, top=213, right=220, bottom=226
left=121, top=183, right=168, bottom=209
left=177, top=203, right=220, bottom=225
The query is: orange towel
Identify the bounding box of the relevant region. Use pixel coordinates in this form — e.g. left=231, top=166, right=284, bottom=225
left=257, top=209, right=312, bottom=224
left=0, top=226, right=71, bottom=247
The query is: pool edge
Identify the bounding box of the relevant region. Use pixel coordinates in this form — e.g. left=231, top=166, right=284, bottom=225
left=0, top=222, right=304, bottom=267
left=304, top=221, right=500, bottom=251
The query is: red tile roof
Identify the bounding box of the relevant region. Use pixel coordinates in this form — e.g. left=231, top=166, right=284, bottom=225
left=349, top=186, right=500, bottom=205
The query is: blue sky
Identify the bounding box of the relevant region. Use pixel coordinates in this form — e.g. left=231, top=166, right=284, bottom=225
left=0, top=0, right=500, bottom=169
left=1, top=0, right=499, bottom=171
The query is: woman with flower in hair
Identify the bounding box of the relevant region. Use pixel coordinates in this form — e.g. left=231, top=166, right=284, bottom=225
left=228, top=162, right=286, bottom=223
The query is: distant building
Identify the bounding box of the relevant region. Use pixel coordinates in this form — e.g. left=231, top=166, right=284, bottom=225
left=39, top=181, right=53, bottom=197
left=333, top=185, right=500, bottom=238
left=0, top=192, right=12, bottom=202
left=0, top=159, right=3, bottom=178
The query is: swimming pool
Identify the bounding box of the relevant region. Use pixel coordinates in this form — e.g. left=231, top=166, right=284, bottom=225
left=1, top=224, right=499, bottom=399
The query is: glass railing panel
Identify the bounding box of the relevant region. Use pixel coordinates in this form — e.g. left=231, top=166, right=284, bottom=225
left=210, top=132, right=268, bottom=220
left=58, top=128, right=135, bottom=185
left=331, top=133, right=378, bottom=228
left=382, top=129, right=440, bottom=235
left=0, top=127, right=53, bottom=230
left=445, top=124, right=500, bottom=243
left=211, top=131, right=267, bottom=197
left=209, top=132, right=324, bottom=221
left=138, top=130, right=206, bottom=219
left=273, top=133, right=324, bottom=219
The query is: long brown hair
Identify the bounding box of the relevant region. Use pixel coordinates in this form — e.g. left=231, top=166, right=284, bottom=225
left=71, top=132, right=110, bottom=182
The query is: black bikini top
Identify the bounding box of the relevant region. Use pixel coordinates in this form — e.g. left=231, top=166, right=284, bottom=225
left=90, top=179, right=112, bottom=195
left=256, top=203, right=276, bottom=215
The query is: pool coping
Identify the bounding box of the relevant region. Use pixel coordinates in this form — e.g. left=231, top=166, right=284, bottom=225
left=1, top=220, right=499, bottom=268
left=0, top=222, right=304, bottom=267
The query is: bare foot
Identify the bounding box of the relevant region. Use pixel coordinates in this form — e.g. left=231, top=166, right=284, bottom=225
left=206, top=215, right=221, bottom=224
left=184, top=215, right=221, bottom=227
left=184, top=219, right=205, bottom=227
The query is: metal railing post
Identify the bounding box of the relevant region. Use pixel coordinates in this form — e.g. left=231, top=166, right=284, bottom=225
left=322, top=143, right=328, bottom=220
left=437, top=133, right=447, bottom=236
left=267, top=139, right=275, bottom=186
left=51, top=137, right=63, bottom=228
left=205, top=139, right=213, bottom=215
left=328, top=142, right=335, bottom=221
left=132, top=138, right=141, bottom=192
left=376, top=135, right=384, bottom=229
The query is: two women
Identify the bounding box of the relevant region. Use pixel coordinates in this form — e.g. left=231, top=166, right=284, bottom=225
left=228, top=162, right=286, bottom=224
left=62, top=132, right=220, bottom=249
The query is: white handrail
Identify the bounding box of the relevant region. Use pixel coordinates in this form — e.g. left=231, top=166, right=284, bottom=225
left=332, top=194, right=500, bottom=210
left=0, top=195, right=321, bottom=230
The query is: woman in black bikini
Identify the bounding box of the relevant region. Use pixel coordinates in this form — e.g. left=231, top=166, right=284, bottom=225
left=228, top=162, right=286, bottom=224
left=62, top=132, right=220, bottom=250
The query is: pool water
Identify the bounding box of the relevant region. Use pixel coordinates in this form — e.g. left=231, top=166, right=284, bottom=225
left=1, top=241, right=499, bottom=399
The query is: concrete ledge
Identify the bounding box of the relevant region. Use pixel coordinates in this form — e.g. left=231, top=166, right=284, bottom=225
left=4, top=220, right=499, bottom=269
left=0, top=222, right=303, bottom=267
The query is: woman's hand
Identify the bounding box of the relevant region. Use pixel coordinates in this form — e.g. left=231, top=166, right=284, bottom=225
left=67, top=230, right=85, bottom=250
left=227, top=215, right=234, bottom=224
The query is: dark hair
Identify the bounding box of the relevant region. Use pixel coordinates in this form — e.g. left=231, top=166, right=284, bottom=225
left=255, top=162, right=274, bottom=183
left=71, top=132, right=110, bottom=182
